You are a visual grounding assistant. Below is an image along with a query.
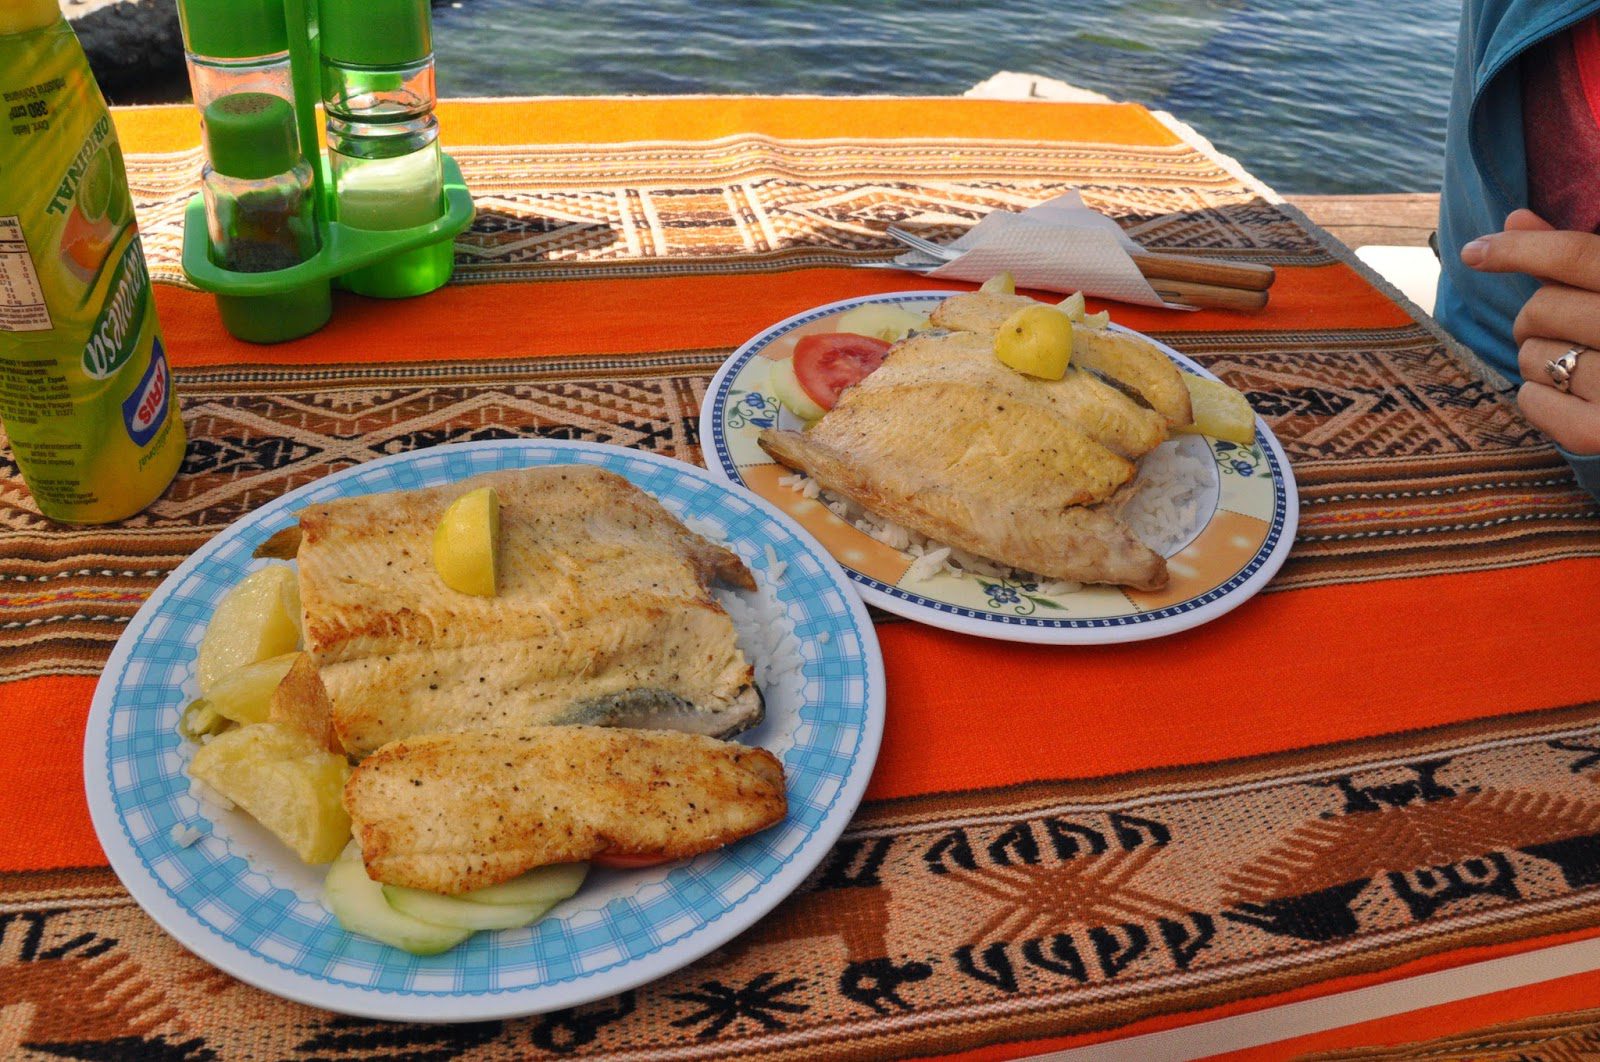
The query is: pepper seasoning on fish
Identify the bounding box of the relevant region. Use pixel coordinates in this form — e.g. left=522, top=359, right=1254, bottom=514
left=258, top=466, right=764, bottom=757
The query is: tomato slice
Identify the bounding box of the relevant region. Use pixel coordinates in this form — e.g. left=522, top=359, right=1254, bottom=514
left=792, top=332, right=891, bottom=410
left=593, top=852, right=674, bottom=870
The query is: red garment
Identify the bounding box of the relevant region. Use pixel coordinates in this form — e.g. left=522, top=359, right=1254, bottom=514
left=1522, top=17, right=1600, bottom=233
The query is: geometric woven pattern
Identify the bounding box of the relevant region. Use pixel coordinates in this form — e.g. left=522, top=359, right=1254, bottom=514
left=19, top=699, right=1600, bottom=1057
left=0, top=133, right=1579, bottom=682
left=4, top=98, right=1599, bottom=1060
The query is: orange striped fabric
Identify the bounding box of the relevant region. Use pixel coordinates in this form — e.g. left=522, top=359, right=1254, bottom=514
left=3, top=97, right=1598, bottom=1060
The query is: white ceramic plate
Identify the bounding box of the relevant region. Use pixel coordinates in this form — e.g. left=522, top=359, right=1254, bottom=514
left=700, top=291, right=1298, bottom=644
left=84, top=440, right=885, bottom=1021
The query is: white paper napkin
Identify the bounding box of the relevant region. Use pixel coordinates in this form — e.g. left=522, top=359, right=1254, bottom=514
left=897, top=192, right=1179, bottom=309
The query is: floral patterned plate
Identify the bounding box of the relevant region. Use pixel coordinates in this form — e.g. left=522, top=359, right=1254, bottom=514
left=699, top=292, right=1299, bottom=644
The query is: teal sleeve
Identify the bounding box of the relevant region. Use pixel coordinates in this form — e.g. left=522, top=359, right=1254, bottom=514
left=1559, top=446, right=1600, bottom=504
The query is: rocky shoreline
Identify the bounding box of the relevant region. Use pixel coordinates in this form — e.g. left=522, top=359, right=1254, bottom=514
left=64, top=0, right=456, bottom=105
left=66, top=0, right=186, bottom=103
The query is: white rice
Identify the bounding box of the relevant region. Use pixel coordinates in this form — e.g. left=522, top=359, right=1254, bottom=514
left=188, top=775, right=235, bottom=813
left=1105, top=443, right=1214, bottom=556
left=170, top=823, right=204, bottom=848
left=719, top=579, right=806, bottom=708
left=683, top=516, right=807, bottom=708
left=778, top=442, right=1213, bottom=594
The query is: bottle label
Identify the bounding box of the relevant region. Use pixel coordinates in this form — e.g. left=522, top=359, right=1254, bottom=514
left=0, top=20, right=184, bottom=522
left=120, top=336, right=169, bottom=448
left=82, top=236, right=147, bottom=379
left=0, top=215, right=52, bottom=331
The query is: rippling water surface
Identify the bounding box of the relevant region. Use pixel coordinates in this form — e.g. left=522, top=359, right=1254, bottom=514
left=431, top=0, right=1458, bottom=195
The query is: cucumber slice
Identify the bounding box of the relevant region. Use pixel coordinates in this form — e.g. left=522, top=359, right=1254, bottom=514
left=769, top=357, right=826, bottom=422
left=383, top=885, right=550, bottom=930
left=460, top=863, right=588, bottom=907
left=178, top=697, right=229, bottom=741
left=324, top=845, right=472, bottom=956
left=833, top=303, right=928, bottom=343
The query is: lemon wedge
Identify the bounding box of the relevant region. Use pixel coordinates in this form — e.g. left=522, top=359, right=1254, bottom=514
left=979, top=271, right=1016, bottom=295
left=433, top=487, right=500, bottom=596
left=1178, top=375, right=1257, bottom=447
left=994, top=305, right=1073, bottom=380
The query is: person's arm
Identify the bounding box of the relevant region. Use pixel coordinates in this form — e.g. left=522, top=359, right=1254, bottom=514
left=1463, top=209, right=1600, bottom=502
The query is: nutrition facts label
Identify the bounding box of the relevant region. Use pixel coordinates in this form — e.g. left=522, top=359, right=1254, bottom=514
left=0, top=216, right=52, bottom=332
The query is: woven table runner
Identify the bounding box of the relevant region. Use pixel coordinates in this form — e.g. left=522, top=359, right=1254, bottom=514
left=3, top=97, right=1599, bottom=1060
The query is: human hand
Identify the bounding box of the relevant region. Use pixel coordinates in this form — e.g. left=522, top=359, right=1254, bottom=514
left=1462, top=208, right=1600, bottom=454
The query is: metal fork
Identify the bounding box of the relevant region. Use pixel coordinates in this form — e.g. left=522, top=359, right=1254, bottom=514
left=885, top=225, right=959, bottom=261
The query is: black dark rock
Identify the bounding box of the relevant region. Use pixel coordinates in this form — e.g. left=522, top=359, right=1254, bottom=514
left=66, top=0, right=467, bottom=105
left=68, top=0, right=187, bottom=103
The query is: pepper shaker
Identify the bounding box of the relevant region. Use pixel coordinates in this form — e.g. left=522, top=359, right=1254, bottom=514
left=201, top=92, right=331, bottom=342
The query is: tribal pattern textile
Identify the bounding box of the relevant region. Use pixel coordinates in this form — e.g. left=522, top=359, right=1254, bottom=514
left=4, top=128, right=1591, bottom=683
left=7, top=704, right=1600, bottom=1058
left=2, top=99, right=1597, bottom=1060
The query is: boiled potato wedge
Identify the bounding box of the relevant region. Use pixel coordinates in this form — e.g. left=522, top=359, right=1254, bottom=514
left=196, top=566, right=301, bottom=692
left=207, top=653, right=300, bottom=727
left=979, top=271, right=1016, bottom=294
left=189, top=722, right=351, bottom=864
left=1178, top=374, right=1257, bottom=447
left=178, top=697, right=230, bottom=741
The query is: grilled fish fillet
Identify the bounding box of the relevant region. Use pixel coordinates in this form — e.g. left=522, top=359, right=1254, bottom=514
left=345, top=726, right=787, bottom=893
left=886, top=332, right=1167, bottom=459
left=262, top=466, right=763, bottom=757
left=759, top=333, right=1167, bottom=589
left=928, top=291, right=1194, bottom=427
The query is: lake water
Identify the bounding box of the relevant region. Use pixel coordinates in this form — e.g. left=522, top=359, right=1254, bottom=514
left=431, top=0, right=1459, bottom=195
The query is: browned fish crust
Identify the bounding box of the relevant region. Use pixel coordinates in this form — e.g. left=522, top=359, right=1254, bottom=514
left=757, top=326, right=1168, bottom=590
left=759, top=428, right=1167, bottom=591
left=929, top=291, right=1193, bottom=427
left=345, top=726, right=787, bottom=893
left=276, top=465, right=759, bottom=756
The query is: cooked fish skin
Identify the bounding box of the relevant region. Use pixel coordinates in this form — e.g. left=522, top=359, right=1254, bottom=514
left=255, top=525, right=300, bottom=560
left=267, top=652, right=342, bottom=754
left=928, top=291, right=1193, bottom=427
left=288, top=465, right=759, bottom=757
left=758, top=329, right=1166, bottom=588
left=562, top=684, right=765, bottom=738
left=1071, top=328, right=1193, bottom=430
left=881, top=332, right=1167, bottom=460
left=760, top=426, right=1166, bottom=590
left=813, top=378, right=1135, bottom=504
left=927, top=289, right=1047, bottom=334
left=345, top=726, right=788, bottom=894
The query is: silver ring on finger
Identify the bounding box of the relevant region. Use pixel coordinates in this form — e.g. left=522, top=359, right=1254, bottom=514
left=1546, top=344, right=1590, bottom=394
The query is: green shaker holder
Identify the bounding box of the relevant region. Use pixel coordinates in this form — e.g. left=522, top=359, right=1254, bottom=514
left=178, top=0, right=474, bottom=343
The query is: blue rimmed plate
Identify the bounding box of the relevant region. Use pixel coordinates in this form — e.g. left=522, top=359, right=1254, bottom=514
left=699, top=291, right=1298, bottom=644
left=84, top=440, right=884, bottom=1021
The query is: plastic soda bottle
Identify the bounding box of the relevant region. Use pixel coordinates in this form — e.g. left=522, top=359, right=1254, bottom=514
left=0, top=0, right=184, bottom=523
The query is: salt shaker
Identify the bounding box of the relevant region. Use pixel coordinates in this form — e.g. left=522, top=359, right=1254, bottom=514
left=319, top=0, right=454, bottom=297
